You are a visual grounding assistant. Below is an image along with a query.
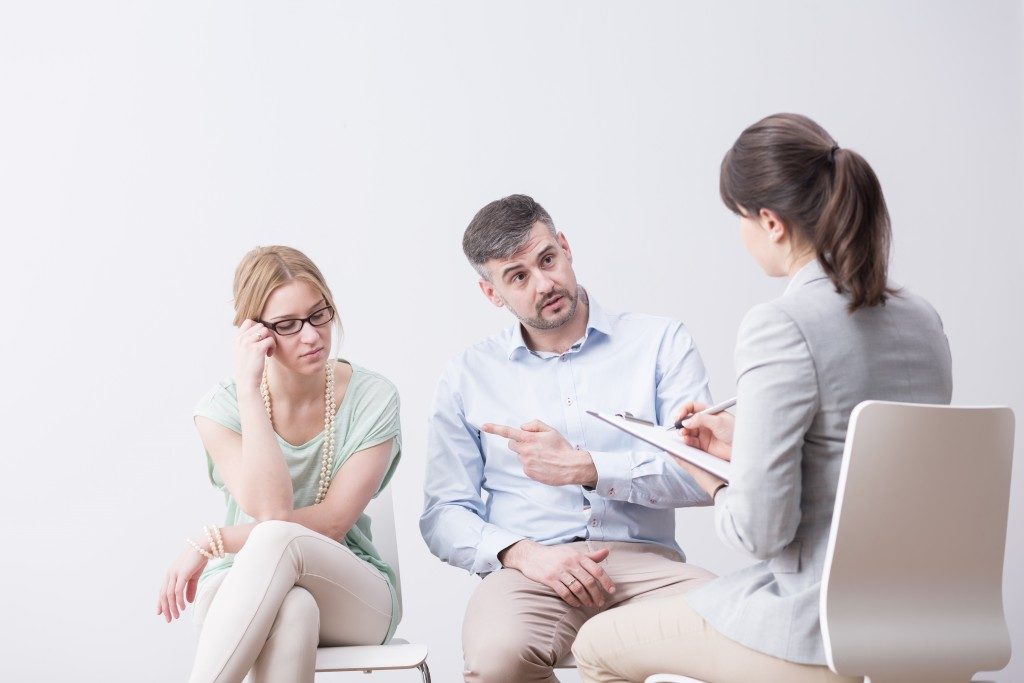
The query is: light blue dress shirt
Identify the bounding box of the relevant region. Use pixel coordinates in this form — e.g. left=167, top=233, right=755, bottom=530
left=420, top=293, right=713, bottom=575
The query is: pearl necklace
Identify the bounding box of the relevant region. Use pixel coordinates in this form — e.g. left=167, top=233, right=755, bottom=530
left=260, top=360, right=336, bottom=504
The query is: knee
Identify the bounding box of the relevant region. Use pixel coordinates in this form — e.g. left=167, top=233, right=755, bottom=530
left=242, top=520, right=306, bottom=554
left=571, top=617, right=609, bottom=675
left=463, top=621, right=550, bottom=680
left=274, top=587, right=320, bottom=645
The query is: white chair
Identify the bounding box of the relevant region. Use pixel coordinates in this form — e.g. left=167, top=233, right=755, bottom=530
left=649, top=401, right=1015, bottom=683
left=820, top=401, right=1014, bottom=683
left=314, top=486, right=431, bottom=681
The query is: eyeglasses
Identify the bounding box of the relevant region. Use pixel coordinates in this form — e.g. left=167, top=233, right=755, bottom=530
left=259, top=305, right=335, bottom=336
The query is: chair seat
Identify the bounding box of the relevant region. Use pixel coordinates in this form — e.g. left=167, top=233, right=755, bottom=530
left=315, top=638, right=428, bottom=672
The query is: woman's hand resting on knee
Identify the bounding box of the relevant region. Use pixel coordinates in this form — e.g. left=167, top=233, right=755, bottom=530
left=156, top=544, right=208, bottom=623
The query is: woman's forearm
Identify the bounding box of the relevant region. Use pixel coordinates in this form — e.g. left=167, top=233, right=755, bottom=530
left=203, top=522, right=257, bottom=554
left=197, top=504, right=355, bottom=558
left=288, top=503, right=361, bottom=542
left=197, top=441, right=392, bottom=558
left=236, top=384, right=294, bottom=518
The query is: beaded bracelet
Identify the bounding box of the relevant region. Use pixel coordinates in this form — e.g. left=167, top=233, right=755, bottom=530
left=210, top=525, right=225, bottom=558
left=202, top=526, right=219, bottom=557
left=185, top=537, right=215, bottom=560
left=200, top=525, right=226, bottom=559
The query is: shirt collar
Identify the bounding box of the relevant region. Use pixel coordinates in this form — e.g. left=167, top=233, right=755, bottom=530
left=783, top=258, right=830, bottom=296
left=507, top=288, right=612, bottom=360
left=507, top=322, right=529, bottom=359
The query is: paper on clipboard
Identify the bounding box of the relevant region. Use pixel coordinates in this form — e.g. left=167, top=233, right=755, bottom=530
left=586, top=410, right=731, bottom=482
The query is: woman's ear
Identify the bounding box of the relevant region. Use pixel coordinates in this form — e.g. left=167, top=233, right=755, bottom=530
left=758, top=208, right=788, bottom=243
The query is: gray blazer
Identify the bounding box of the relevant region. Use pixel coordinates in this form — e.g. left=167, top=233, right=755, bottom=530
left=686, top=260, right=952, bottom=665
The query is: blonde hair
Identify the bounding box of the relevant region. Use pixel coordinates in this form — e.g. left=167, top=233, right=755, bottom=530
left=232, top=246, right=342, bottom=341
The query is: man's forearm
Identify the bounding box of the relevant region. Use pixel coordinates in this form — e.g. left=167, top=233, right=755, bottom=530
left=576, top=451, right=598, bottom=487
left=589, top=449, right=711, bottom=507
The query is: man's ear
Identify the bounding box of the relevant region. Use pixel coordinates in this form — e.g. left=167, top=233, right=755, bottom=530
left=478, top=278, right=505, bottom=308
left=556, top=231, right=573, bottom=263
left=758, top=208, right=789, bottom=243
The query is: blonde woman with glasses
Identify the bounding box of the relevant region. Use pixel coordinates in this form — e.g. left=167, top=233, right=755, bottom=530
left=156, top=246, right=403, bottom=683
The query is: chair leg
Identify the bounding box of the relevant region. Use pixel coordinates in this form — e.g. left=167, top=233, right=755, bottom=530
left=417, top=661, right=431, bottom=683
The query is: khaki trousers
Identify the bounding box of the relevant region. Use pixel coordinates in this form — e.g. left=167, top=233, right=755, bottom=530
left=190, top=521, right=393, bottom=683
left=572, top=590, right=861, bottom=683
left=462, top=540, right=714, bottom=683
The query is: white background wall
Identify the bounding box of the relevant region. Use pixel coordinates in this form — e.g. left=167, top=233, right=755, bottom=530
left=1, top=1, right=1021, bottom=681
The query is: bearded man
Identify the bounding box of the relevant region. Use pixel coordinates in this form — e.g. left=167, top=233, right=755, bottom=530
left=420, top=194, right=717, bottom=683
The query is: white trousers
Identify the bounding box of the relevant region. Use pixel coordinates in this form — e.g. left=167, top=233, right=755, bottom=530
left=190, top=521, right=393, bottom=683
left=572, top=590, right=860, bottom=683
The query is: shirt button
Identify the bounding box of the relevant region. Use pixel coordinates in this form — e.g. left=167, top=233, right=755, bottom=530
left=560, top=356, right=568, bottom=362
left=567, top=398, right=573, bottom=406
left=574, top=444, right=581, bottom=450
left=590, top=519, right=599, bottom=527
left=608, top=487, right=615, bottom=495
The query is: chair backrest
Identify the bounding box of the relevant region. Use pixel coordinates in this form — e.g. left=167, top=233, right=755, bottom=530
left=820, top=401, right=1014, bottom=682
left=364, top=486, right=403, bottom=609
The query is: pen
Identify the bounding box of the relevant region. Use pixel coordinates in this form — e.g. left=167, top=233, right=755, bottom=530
left=670, top=397, right=737, bottom=430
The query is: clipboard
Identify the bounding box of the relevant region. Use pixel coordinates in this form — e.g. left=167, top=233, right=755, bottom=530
left=586, top=410, right=731, bottom=482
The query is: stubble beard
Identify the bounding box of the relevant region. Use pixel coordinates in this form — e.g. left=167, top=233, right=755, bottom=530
left=505, top=286, right=580, bottom=331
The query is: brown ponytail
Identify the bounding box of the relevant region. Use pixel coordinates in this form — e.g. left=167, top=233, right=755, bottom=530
left=720, top=113, right=893, bottom=311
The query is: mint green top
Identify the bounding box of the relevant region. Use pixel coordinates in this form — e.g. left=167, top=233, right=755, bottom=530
left=193, top=360, right=402, bottom=642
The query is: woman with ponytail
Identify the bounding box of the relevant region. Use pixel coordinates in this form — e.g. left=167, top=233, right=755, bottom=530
left=573, top=114, right=953, bottom=683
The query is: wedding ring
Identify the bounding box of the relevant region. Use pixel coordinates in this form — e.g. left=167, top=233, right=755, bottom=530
left=256, top=332, right=264, bottom=341
left=565, top=576, right=578, bottom=587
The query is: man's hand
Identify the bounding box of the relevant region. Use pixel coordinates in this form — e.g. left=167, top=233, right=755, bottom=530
left=482, top=420, right=597, bottom=487
left=499, top=540, right=616, bottom=608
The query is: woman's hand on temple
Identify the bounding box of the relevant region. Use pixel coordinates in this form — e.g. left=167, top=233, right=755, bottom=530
left=235, top=319, right=276, bottom=390
left=157, top=544, right=209, bottom=623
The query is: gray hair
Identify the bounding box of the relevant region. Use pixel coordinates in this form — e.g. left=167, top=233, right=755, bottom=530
left=462, top=194, right=556, bottom=279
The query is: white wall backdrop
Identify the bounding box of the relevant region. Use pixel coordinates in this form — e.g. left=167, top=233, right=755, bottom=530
left=1, top=1, right=1021, bottom=681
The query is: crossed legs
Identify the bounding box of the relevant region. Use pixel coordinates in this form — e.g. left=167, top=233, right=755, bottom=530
left=190, top=521, right=393, bottom=683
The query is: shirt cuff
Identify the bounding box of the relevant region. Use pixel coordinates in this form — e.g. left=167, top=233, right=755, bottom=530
left=471, top=527, right=525, bottom=575
left=589, top=450, right=633, bottom=502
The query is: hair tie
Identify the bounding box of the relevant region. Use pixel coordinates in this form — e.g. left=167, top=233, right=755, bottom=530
left=828, top=144, right=840, bottom=164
